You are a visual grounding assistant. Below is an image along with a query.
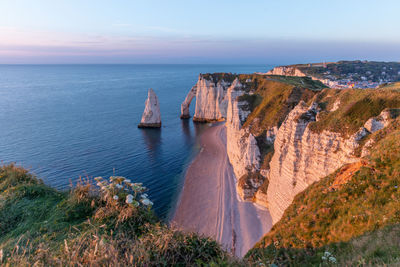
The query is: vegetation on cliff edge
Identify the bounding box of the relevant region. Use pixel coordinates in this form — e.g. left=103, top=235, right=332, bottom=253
left=308, top=87, right=400, bottom=137
left=235, top=75, right=325, bottom=201
left=0, top=165, right=232, bottom=266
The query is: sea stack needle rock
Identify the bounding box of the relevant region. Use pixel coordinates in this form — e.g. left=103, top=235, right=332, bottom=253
left=138, top=88, right=161, bottom=128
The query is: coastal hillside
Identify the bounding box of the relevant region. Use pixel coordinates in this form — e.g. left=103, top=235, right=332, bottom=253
left=184, top=73, right=400, bottom=224
left=183, top=74, right=400, bottom=263
left=181, top=74, right=400, bottom=262
left=246, top=114, right=400, bottom=266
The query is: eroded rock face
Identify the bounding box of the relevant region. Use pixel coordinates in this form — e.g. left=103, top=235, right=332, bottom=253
left=180, top=85, right=197, bottom=119
left=267, top=66, right=307, bottom=77
left=180, top=75, right=233, bottom=122
left=138, top=88, right=161, bottom=128
left=226, top=79, right=261, bottom=200
left=364, top=109, right=392, bottom=133
left=193, top=76, right=232, bottom=122
left=361, top=109, right=396, bottom=157
left=266, top=101, right=361, bottom=223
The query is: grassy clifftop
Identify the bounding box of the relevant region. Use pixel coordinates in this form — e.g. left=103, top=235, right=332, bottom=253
left=237, top=75, right=326, bottom=136
left=246, top=117, right=400, bottom=266
left=0, top=165, right=231, bottom=266
left=309, top=87, right=400, bottom=137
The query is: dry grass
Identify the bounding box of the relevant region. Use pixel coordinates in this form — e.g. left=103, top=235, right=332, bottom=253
left=0, top=165, right=233, bottom=266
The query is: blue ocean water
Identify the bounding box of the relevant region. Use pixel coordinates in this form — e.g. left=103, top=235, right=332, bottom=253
left=0, top=64, right=273, bottom=218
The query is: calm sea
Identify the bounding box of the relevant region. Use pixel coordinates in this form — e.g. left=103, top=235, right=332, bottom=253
left=0, top=64, right=273, bottom=218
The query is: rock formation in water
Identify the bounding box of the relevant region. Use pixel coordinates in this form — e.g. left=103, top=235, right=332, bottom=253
left=180, top=74, right=235, bottom=122
left=180, top=85, right=197, bottom=119
left=138, top=88, right=161, bottom=128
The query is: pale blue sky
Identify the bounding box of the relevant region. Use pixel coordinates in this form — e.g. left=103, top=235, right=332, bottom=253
left=1, top=0, right=400, bottom=64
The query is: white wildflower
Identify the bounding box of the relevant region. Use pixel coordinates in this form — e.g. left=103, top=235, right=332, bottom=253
left=124, top=179, right=131, bottom=183
left=116, top=184, right=123, bottom=189
left=329, top=256, right=337, bottom=263
left=141, top=198, right=153, bottom=206
left=113, top=195, right=119, bottom=200
left=324, top=251, right=331, bottom=257
left=141, top=193, right=148, bottom=198
left=126, top=198, right=133, bottom=204
left=322, top=256, right=327, bottom=261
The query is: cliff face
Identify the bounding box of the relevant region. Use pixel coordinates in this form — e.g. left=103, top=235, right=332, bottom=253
left=266, top=101, right=360, bottom=223
left=186, top=73, right=400, bottom=226
left=267, top=66, right=332, bottom=87
left=266, top=66, right=307, bottom=77
left=225, top=79, right=261, bottom=200
left=187, top=74, right=325, bottom=203
left=181, top=74, right=234, bottom=121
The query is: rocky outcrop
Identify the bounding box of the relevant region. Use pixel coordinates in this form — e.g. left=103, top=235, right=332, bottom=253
left=138, top=88, right=161, bottom=128
left=361, top=108, right=398, bottom=157
left=364, top=109, right=392, bottom=133
left=226, top=79, right=261, bottom=200
left=266, top=101, right=368, bottom=223
left=180, top=74, right=233, bottom=122
left=180, top=85, right=197, bottom=119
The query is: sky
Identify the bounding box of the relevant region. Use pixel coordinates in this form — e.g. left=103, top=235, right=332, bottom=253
left=1, top=0, right=400, bottom=64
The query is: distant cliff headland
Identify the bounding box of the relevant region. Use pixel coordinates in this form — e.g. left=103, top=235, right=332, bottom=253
left=267, top=60, right=400, bottom=89
left=2, top=61, right=400, bottom=266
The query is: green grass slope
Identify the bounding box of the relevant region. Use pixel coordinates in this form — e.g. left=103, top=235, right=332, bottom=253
left=0, top=165, right=233, bottom=266
left=309, top=87, right=400, bottom=137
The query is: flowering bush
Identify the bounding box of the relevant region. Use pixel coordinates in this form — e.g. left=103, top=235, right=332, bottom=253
left=94, top=176, right=153, bottom=209
left=321, top=251, right=337, bottom=264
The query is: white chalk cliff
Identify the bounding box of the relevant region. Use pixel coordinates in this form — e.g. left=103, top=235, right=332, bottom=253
left=267, top=66, right=307, bottom=77
left=265, top=101, right=361, bottom=223
left=185, top=73, right=397, bottom=226
left=180, top=75, right=233, bottom=121
left=138, top=88, right=161, bottom=128
left=267, top=66, right=331, bottom=87
left=180, top=85, right=197, bottom=119
left=225, top=79, right=261, bottom=200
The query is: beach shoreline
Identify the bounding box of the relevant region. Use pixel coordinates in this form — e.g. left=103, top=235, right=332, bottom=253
left=171, top=123, right=272, bottom=257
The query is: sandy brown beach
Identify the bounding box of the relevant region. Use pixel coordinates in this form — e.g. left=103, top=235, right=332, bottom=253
left=172, top=123, right=272, bottom=257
